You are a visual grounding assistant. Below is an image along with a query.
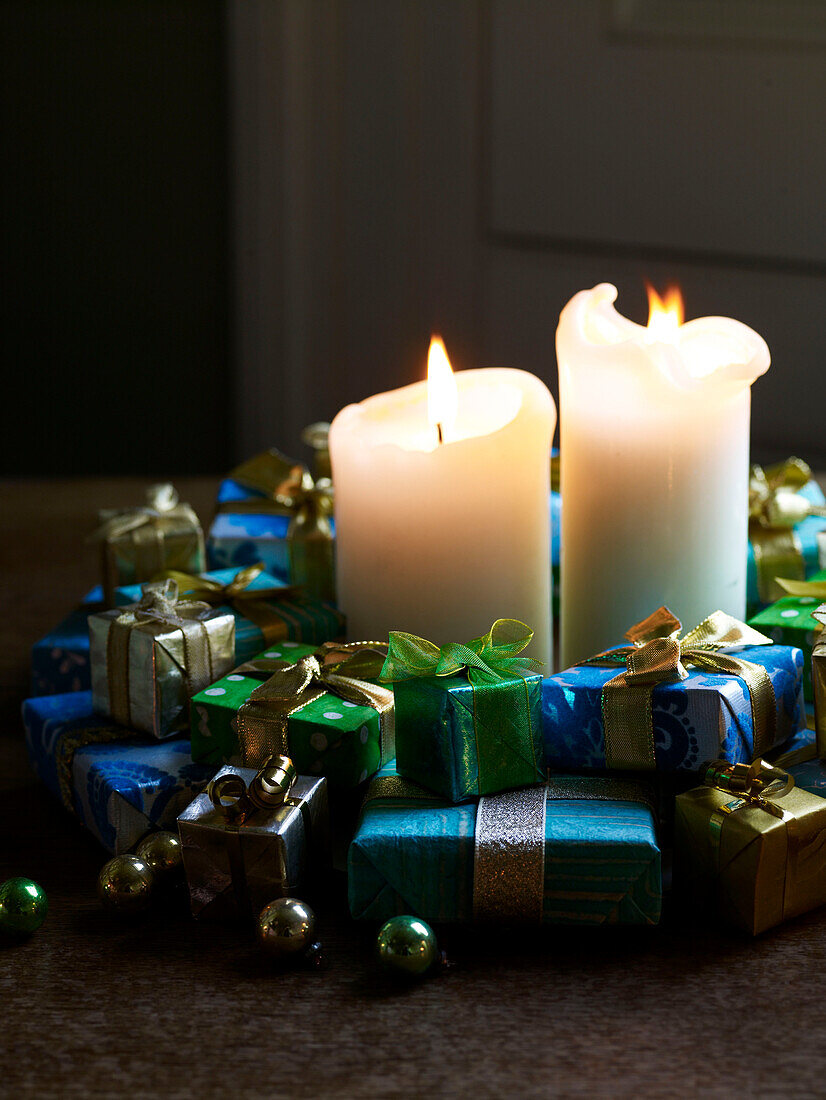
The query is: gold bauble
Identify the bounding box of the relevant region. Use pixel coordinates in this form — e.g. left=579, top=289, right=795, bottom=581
left=256, top=897, right=316, bottom=957
left=134, top=831, right=183, bottom=884
left=97, top=855, right=154, bottom=913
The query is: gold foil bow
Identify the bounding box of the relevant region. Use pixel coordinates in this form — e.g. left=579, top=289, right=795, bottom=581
left=232, top=641, right=394, bottom=769
left=749, top=458, right=826, bottom=604
left=106, top=579, right=218, bottom=728
left=207, top=754, right=297, bottom=821
left=155, top=562, right=299, bottom=646
left=582, top=606, right=777, bottom=771
left=702, top=759, right=796, bottom=874
left=219, top=449, right=335, bottom=602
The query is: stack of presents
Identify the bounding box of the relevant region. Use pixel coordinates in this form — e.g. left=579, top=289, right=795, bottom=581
left=23, top=446, right=826, bottom=935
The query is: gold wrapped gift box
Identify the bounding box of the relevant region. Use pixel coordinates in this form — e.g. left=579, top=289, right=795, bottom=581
left=675, top=760, right=826, bottom=935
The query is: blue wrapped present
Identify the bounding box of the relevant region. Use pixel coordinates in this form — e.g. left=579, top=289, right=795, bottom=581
left=748, top=460, right=826, bottom=611
left=207, top=450, right=335, bottom=603
left=543, top=609, right=806, bottom=774
left=348, top=762, right=661, bottom=926
left=31, top=586, right=103, bottom=696
left=23, top=691, right=214, bottom=854
left=115, top=565, right=344, bottom=666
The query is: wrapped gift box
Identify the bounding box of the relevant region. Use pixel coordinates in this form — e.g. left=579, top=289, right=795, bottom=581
left=178, top=763, right=328, bottom=921
left=748, top=570, right=826, bottom=702
left=31, top=586, right=103, bottom=696
left=748, top=477, right=826, bottom=612
left=115, top=567, right=344, bottom=666
left=93, top=484, right=206, bottom=605
left=674, top=760, right=826, bottom=935
left=23, top=691, right=214, bottom=854
left=90, top=582, right=236, bottom=739
left=190, top=641, right=388, bottom=787
left=543, top=643, right=805, bottom=774
left=348, top=763, right=661, bottom=926
left=393, top=672, right=544, bottom=803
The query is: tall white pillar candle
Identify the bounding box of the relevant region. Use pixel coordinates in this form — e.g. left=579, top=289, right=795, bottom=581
left=330, top=346, right=555, bottom=666
left=557, top=283, right=770, bottom=668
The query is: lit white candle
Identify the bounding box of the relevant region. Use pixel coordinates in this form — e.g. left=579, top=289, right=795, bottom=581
left=557, top=283, right=770, bottom=668
left=330, top=339, right=555, bottom=665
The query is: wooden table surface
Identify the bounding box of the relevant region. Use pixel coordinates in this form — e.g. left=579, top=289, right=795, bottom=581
left=3, top=478, right=826, bottom=1100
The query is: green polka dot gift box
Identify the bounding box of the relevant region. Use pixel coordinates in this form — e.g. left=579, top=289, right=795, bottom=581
left=748, top=569, right=826, bottom=703
left=190, top=641, right=391, bottom=789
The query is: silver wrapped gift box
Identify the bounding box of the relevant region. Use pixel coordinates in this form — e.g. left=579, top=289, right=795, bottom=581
left=90, top=579, right=235, bottom=739
left=177, top=763, right=328, bottom=921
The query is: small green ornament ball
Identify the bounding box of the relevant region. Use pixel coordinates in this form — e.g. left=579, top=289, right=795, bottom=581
left=0, top=877, right=48, bottom=935
left=375, top=915, right=438, bottom=977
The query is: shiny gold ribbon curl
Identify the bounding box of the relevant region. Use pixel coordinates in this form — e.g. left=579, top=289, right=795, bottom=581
left=232, top=641, right=394, bottom=769
left=154, top=562, right=299, bottom=646
left=580, top=607, right=778, bottom=772
left=749, top=458, right=826, bottom=604
left=106, top=579, right=218, bottom=728
left=217, top=449, right=335, bottom=602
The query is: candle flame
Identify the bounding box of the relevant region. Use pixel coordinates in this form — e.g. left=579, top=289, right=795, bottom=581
left=646, top=283, right=684, bottom=342
left=427, top=335, right=458, bottom=442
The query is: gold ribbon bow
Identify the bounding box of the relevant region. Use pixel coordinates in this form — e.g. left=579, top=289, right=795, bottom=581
left=582, top=606, right=777, bottom=771
left=88, top=483, right=202, bottom=603
left=703, top=759, right=795, bottom=875
left=207, top=755, right=297, bottom=822
left=106, top=579, right=218, bottom=728
left=219, top=449, right=335, bottom=602
left=155, top=562, right=299, bottom=646
left=232, top=641, right=394, bottom=769
left=749, top=458, right=826, bottom=604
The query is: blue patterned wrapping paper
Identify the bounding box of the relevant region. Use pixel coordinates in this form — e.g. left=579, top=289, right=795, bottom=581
left=30, top=586, right=103, bottom=696
left=115, top=566, right=345, bottom=664
left=747, top=479, right=826, bottom=612
left=348, top=762, right=661, bottom=926
left=23, top=692, right=215, bottom=854
left=207, top=479, right=337, bottom=580
left=542, top=644, right=806, bottom=774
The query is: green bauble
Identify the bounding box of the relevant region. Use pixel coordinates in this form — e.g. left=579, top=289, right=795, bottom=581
left=257, top=897, right=316, bottom=958
left=97, top=855, right=154, bottom=913
left=375, top=915, right=438, bottom=977
left=134, top=831, right=183, bottom=885
left=0, top=877, right=48, bottom=935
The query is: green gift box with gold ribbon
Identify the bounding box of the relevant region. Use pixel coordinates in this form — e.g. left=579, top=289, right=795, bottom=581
left=190, top=640, right=393, bottom=789
left=748, top=571, right=826, bottom=704
left=379, top=620, right=544, bottom=803
left=674, top=758, right=826, bottom=935
left=349, top=762, right=661, bottom=926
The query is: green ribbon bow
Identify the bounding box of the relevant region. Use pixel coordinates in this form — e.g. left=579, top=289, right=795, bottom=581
left=378, top=618, right=543, bottom=686
left=379, top=620, right=544, bottom=798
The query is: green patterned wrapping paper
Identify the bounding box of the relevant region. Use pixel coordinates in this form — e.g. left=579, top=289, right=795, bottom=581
left=748, top=569, right=826, bottom=703
left=190, top=642, right=383, bottom=788
left=348, top=763, right=661, bottom=926
left=394, top=673, right=544, bottom=802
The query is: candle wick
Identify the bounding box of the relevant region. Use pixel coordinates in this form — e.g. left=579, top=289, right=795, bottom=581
left=437, top=423, right=444, bottom=445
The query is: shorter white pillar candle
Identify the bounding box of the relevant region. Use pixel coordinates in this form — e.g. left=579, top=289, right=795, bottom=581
left=330, top=350, right=555, bottom=666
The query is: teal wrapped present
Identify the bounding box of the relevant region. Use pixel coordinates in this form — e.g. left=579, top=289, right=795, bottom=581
left=348, top=763, right=661, bottom=926
left=115, top=564, right=345, bottom=665
left=380, top=620, right=544, bottom=803
left=748, top=458, right=826, bottom=611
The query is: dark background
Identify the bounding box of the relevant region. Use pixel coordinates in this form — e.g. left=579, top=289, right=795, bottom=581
left=3, top=1, right=826, bottom=476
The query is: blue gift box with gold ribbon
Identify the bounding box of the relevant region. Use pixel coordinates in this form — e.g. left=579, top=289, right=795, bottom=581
left=747, top=459, right=826, bottom=612
left=31, top=586, right=104, bottom=696
left=543, top=609, right=806, bottom=774
left=348, top=763, right=661, bottom=926
left=23, top=691, right=214, bottom=854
